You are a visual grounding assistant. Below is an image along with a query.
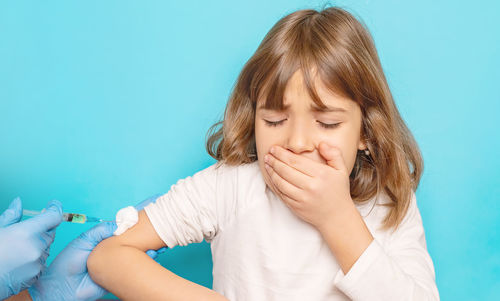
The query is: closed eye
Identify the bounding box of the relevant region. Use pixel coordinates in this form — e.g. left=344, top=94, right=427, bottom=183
left=263, top=119, right=341, bottom=129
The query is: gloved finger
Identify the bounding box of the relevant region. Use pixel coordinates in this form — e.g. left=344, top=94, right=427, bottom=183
left=146, top=249, right=158, bottom=259
left=78, top=221, right=118, bottom=248
left=46, top=227, right=57, bottom=236
left=39, top=245, right=51, bottom=266
left=36, top=228, right=57, bottom=253
left=146, top=246, right=167, bottom=259
left=75, top=274, right=108, bottom=300
left=134, top=193, right=163, bottom=211
left=24, top=200, right=63, bottom=232
left=25, top=227, right=56, bottom=257
left=0, top=197, right=23, bottom=227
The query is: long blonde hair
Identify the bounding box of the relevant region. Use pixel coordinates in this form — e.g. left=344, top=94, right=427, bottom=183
left=205, top=6, right=423, bottom=232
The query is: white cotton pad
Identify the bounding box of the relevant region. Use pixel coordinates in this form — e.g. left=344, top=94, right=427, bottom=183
left=113, top=206, right=139, bottom=235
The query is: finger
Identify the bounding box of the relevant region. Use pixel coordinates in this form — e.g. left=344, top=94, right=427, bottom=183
left=156, top=247, right=168, bottom=254
left=265, top=163, right=302, bottom=205
left=266, top=171, right=299, bottom=213
left=24, top=200, right=63, bottom=232
left=266, top=153, right=310, bottom=190
left=269, top=145, right=323, bottom=177
left=0, top=197, right=23, bottom=227
left=146, top=246, right=168, bottom=259
left=146, top=249, right=158, bottom=259
left=319, top=142, right=348, bottom=173
left=39, top=245, right=52, bottom=267
left=36, top=227, right=56, bottom=251
left=264, top=162, right=285, bottom=201
left=279, top=191, right=301, bottom=211
left=78, top=221, right=117, bottom=248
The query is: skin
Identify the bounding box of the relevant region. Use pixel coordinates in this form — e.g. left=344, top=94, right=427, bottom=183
left=255, top=68, right=374, bottom=274
left=255, top=68, right=366, bottom=194
left=85, top=69, right=374, bottom=299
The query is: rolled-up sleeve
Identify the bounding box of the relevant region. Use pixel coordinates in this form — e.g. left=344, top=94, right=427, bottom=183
left=144, top=163, right=221, bottom=249
left=333, top=192, right=440, bottom=300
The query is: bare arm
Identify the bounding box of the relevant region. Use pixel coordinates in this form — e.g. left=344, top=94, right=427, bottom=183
left=87, top=210, right=228, bottom=301
left=317, top=199, right=374, bottom=274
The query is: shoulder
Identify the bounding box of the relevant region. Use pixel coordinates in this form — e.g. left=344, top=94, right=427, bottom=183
left=193, top=161, right=265, bottom=199
left=211, top=160, right=263, bottom=183
left=209, top=161, right=266, bottom=231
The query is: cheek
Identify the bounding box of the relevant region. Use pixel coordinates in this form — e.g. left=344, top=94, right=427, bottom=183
left=318, top=130, right=359, bottom=171
left=254, top=123, right=264, bottom=151
left=339, top=136, right=361, bottom=173
left=254, top=121, right=275, bottom=152
left=343, top=148, right=358, bottom=174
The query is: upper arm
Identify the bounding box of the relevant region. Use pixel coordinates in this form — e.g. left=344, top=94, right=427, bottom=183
left=87, top=209, right=166, bottom=286
left=108, top=209, right=167, bottom=251
left=99, top=162, right=227, bottom=252
left=141, top=163, right=227, bottom=248
left=87, top=209, right=230, bottom=300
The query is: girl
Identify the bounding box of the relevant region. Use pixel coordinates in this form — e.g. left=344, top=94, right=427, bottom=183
left=87, top=6, right=439, bottom=300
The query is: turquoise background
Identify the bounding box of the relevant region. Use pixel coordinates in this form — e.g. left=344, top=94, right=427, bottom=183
left=1, top=0, right=498, bottom=300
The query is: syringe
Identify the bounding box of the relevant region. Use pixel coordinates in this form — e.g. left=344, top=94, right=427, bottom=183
left=22, top=209, right=106, bottom=224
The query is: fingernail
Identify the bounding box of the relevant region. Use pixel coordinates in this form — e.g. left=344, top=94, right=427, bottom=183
left=270, top=147, right=275, bottom=154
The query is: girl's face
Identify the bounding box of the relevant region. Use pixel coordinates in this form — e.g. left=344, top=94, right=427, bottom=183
left=255, top=69, right=366, bottom=195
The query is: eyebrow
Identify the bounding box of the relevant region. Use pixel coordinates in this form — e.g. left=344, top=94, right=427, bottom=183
left=257, top=103, right=348, bottom=113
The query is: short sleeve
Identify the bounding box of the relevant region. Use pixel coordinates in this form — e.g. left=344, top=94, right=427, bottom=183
left=333, top=192, right=440, bottom=300
left=144, top=162, right=222, bottom=249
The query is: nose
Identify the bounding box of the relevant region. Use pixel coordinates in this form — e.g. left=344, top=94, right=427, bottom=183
left=283, top=119, right=315, bottom=155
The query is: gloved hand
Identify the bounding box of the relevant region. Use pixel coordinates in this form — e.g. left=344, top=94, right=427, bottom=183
left=28, top=194, right=167, bottom=301
left=27, top=221, right=116, bottom=301
left=0, top=197, right=63, bottom=299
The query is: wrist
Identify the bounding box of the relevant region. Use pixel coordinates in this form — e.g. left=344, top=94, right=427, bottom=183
left=4, top=290, right=32, bottom=301
left=317, top=197, right=357, bottom=233
left=316, top=199, right=374, bottom=274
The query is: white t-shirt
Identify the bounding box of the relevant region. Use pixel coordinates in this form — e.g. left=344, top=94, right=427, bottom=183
left=144, top=161, right=440, bottom=300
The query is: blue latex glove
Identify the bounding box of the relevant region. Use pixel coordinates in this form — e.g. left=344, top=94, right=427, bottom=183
left=27, top=222, right=117, bottom=301
left=28, top=194, right=167, bottom=301
left=0, top=197, right=63, bottom=299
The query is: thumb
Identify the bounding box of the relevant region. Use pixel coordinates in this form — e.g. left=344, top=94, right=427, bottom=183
left=318, top=142, right=347, bottom=173
left=24, top=200, right=64, bottom=232
left=0, top=197, right=23, bottom=227
left=77, top=221, right=117, bottom=249
left=75, top=274, right=108, bottom=300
